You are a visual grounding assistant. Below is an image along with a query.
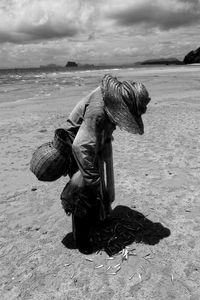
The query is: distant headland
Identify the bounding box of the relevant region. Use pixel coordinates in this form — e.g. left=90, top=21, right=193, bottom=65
left=183, top=47, right=200, bottom=64
left=135, top=57, right=184, bottom=66
left=137, top=47, right=200, bottom=65
left=2, top=48, right=200, bottom=71
left=38, top=59, right=184, bottom=71
left=40, top=56, right=187, bottom=71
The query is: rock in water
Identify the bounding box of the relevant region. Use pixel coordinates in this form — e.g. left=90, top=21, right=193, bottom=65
left=66, top=61, right=78, bottom=67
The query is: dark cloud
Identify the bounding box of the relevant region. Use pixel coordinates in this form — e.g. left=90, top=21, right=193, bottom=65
left=0, top=0, right=97, bottom=44
left=0, top=31, right=23, bottom=44
left=0, top=22, right=78, bottom=44
left=108, top=2, right=200, bottom=30
left=19, top=20, right=78, bottom=40
left=160, top=41, right=173, bottom=45
left=178, top=0, right=199, bottom=4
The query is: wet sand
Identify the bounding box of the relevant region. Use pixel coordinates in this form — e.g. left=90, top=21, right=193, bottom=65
left=1, top=66, right=200, bottom=299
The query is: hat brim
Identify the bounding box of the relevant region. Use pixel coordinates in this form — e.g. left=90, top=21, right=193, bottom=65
left=135, top=116, right=144, bottom=135
left=105, top=101, right=144, bottom=135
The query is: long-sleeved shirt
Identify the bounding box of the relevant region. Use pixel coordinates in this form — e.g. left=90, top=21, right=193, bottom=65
left=66, top=87, right=115, bottom=190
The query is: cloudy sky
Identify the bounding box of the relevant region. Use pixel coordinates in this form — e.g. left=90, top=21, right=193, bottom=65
left=0, top=0, right=200, bottom=68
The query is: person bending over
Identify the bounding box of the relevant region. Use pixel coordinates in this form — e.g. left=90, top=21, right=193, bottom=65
left=61, top=74, right=151, bottom=253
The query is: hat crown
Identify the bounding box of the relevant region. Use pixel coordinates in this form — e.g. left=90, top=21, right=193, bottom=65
left=102, top=75, right=150, bottom=116
left=101, top=74, right=150, bottom=134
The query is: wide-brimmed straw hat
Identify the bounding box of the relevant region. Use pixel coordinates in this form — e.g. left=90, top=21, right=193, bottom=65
left=101, top=74, right=151, bottom=134
left=30, top=128, right=72, bottom=181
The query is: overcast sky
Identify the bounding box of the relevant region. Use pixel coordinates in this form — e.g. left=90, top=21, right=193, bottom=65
left=0, top=0, right=200, bottom=68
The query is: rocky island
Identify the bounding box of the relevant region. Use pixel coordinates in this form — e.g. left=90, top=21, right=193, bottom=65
left=184, top=47, right=200, bottom=64
left=65, top=61, right=78, bottom=68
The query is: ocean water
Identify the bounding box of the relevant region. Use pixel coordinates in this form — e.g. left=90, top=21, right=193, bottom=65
left=0, top=68, right=85, bottom=104
left=1, top=64, right=195, bottom=106
left=0, top=67, right=124, bottom=105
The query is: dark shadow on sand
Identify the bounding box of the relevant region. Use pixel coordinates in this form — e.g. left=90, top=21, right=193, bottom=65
left=62, top=205, right=170, bottom=256
left=62, top=232, right=76, bottom=249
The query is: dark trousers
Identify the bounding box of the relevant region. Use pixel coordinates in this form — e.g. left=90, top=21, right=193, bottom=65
left=72, top=201, right=101, bottom=254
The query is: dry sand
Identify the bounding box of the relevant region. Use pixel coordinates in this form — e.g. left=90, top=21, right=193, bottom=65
left=1, top=66, right=200, bottom=299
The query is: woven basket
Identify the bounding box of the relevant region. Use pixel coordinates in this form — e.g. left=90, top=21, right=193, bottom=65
left=30, top=142, right=70, bottom=181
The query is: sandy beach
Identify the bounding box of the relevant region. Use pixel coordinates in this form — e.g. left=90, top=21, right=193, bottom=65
left=1, top=65, right=200, bottom=299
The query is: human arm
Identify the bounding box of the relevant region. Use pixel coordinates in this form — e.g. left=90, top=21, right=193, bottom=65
left=71, top=88, right=104, bottom=189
